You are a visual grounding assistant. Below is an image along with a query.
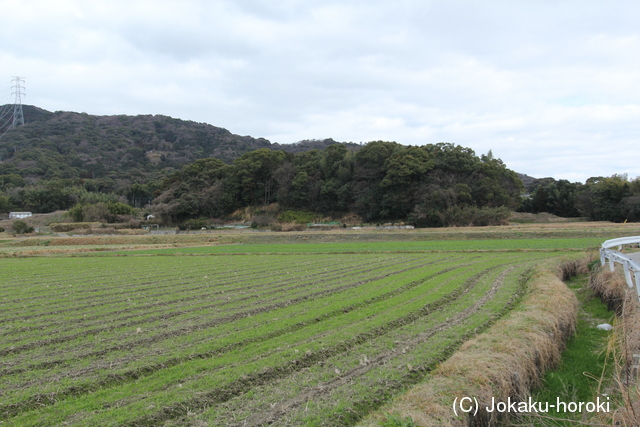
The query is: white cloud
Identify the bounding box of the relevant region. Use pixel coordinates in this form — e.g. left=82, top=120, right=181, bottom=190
left=1, top=0, right=639, bottom=182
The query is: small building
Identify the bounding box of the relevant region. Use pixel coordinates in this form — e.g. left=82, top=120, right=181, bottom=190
left=9, top=212, right=32, bottom=219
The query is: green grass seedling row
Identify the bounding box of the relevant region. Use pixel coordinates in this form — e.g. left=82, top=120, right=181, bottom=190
left=2, top=256, right=463, bottom=403
left=74, top=261, right=525, bottom=426
left=1, top=256, right=429, bottom=361
left=0, top=252, right=400, bottom=316
left=0, top=255, right=396, bottom=339
left=0, top=255, right=330, bottom=311
left=2, top=249, right=557, bottom=426
left=200, top=264, right=531, bottom=425
left=107, top=237, right=604, bottom=255
left=3, top=256, right=525, bottom=425
left=1, top=256, right=416, bottom=350
left=0, top=255, right=343, bottom=310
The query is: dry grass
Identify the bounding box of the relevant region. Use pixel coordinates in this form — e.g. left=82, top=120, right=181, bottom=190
left=357, top=259, right=580, bottom=427
left=0, top=211, right=66, bottom=229
left=589, top=268, right=640, bottom=427
left=558, top=257, right=591, bottom=281
left=70, top=227, right=149, bottom=235
left=509, top=212, right=586, bottom=223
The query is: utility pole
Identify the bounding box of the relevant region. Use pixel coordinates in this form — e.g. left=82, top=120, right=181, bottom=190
left=11, top=76, right=25, bottom=129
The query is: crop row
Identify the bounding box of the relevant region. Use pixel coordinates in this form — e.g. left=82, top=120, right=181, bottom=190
left=2, top=255, right=457, bottom=399
left=1, top=254, right=418, bottom=341
left=0, top=255, right=439, bottom=351
left=108, top=237, right=604, bottom=255
left=200, top=264, right=529, bottom=425
left=1, top=251, right=553, bottom=426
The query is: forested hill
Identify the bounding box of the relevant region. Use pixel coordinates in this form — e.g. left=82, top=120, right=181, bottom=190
left=0, top=105, right=524, bottom=222
left=0, top=105, right=359, bottom=182
left=154, top=142, right=524, bottom=226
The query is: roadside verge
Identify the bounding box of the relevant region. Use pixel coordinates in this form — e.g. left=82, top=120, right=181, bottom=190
left=588, top=267, right=640, bottom=426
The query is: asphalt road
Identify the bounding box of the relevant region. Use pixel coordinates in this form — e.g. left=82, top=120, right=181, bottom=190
left=628, top=252, right=640, bottom=264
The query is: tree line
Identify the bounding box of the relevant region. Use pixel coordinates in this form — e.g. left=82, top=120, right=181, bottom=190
left=153, top=141, right=523, bottom=226
left=519, top=174, right=640, bottom=222
left=1, top=140, right=638, bottom=227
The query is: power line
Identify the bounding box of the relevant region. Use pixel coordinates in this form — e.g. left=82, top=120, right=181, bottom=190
left=0, top=76, right=25, bottom=140
left=0, top=80, right=12, bottom=122
left=0, top=103, right=11, bottom=122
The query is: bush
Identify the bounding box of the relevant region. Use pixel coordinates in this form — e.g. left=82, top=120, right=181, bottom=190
left=66, top=203, right=84, bottom=222
left=13, top=220, right=35, bottom=234
left=410, top=206, right=511, bottom=228
left=50, top=222, right=100, bottom=232
left=250, top=213, right=276, bottom=227
left=270, top=222, right=306, bottom=232
left=108, top=201, right=135, bottom=216
left=179, top=218, right=208, bottom=230
left=278, top=210, right=317, bottom=224
left=66, top=201, right=136, bottom=223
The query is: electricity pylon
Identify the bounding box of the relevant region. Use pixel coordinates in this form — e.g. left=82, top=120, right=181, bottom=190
left=11, top=76, right=25, bottom=128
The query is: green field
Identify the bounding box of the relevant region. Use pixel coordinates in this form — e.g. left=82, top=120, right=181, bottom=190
left=0, top=239, right=584, bottom=426
left=104, top=237, right=604, bottom=255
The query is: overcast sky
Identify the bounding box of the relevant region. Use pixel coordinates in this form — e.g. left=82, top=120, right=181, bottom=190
left=1, top=0, right=638, bottom=182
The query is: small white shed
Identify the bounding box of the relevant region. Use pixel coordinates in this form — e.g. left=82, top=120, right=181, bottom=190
left=9, top=212, right=32, bottom=219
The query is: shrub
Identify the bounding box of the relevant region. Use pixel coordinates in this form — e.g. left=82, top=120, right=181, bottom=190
left=180, top=218, right=208, bottom=230
left=50, top=222, right=100, bottom=232
left=410, top=206, right=511, bottom=228
left=108, top=201, right=135, bottom=216
left=66, top=203, right=84, bottom=222
left=66, top=201, right=136, bottom=223
left=278, top=210, right=317, bottom=224
left=251, top=213, right=276, bottom=227
left=13, top=220, right=35, bottom=234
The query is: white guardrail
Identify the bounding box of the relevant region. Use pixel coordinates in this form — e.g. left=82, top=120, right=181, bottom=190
left=600, top=236, right=640, bottom=303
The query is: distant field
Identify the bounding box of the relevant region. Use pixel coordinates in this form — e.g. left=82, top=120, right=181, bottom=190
left=105, top=237, right=604, bottom=255
left=0, top=248, right=564, bottom=426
